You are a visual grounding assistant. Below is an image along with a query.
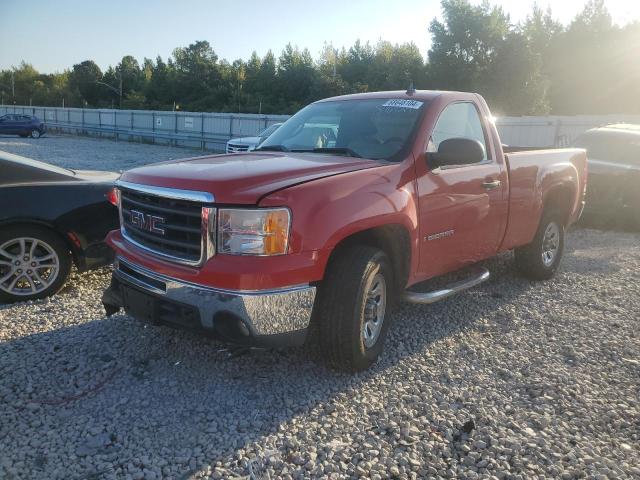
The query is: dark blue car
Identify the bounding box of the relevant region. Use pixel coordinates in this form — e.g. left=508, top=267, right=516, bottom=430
left=0, top=114, right=46, bottom=138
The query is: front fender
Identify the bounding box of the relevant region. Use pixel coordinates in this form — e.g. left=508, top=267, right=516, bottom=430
left=260, top=161, right=420, bottom=282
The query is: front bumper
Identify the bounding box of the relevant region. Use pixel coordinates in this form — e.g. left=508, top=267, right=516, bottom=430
left=102, top=258, right=316, bottom=347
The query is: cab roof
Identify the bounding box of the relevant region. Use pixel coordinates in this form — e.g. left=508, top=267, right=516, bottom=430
left=315, top=90, right=478, bottom=103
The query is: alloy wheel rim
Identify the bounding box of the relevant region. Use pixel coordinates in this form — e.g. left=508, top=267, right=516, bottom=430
left=541, top=222, right=560, bottom=267
left=361, top=272, right=387, bottom=349
left=0, top=237, right=60, bottom=296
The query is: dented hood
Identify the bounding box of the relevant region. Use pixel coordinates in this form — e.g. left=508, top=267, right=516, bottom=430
left=119, top=151, right=383, bottom=204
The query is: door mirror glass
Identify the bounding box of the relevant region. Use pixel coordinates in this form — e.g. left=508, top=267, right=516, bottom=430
left=430, top=137, right=486, bottom=168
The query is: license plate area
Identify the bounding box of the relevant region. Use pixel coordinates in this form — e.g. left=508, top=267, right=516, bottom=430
left=121, top=285, right=158, bottom=323
left=120, top=283, right=202, bottom=330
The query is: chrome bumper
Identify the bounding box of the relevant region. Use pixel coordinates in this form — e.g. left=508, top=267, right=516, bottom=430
left=108, top=258, right=316, bottom=342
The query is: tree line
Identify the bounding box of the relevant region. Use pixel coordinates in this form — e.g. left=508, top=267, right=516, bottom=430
left=1, top=0, right=639, bottom=116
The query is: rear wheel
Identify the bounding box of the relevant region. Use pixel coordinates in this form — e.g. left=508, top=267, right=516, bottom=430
left=0, top=226, right=72, bottom=302
left=31, top=129, right=41, bottom=139
left=316, top=246, right=393, bottom=372
left=515, top=209, right=565, bottom=280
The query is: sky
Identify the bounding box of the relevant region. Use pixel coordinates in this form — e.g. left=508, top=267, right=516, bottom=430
left=1, top=0, right=639, bottom=73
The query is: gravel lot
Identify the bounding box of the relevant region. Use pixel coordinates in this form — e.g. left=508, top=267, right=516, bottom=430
left=1, top=135, right=639, bottom=479
left=0, top=134, right=197, bottom=171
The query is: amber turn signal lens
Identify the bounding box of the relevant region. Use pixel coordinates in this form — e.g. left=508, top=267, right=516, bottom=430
left=263, top=209, right=290, bottom=255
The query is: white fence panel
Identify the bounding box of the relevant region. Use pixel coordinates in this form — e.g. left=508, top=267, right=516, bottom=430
left=2, top=105, right=640, bottom=150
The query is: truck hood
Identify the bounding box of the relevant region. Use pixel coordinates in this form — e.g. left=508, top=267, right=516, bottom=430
left=119, top=152, right=384, bottom=204
left=227, top=136, right=260, bottom=146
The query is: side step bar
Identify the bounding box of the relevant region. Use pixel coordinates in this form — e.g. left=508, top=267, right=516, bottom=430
left=402, top=268, right=490, bottom=304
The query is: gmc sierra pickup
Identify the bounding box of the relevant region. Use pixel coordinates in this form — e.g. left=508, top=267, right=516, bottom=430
left=103, top=90, right=587, bottom=371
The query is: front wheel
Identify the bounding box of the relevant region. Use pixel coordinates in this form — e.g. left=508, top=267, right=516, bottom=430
left=31, top=129, right=42, bottom=139
left=316, top=246, right=393, bottom=372
left=515, top=210, right=565, bottom=280
left=0, top=226, right=72, bottom=302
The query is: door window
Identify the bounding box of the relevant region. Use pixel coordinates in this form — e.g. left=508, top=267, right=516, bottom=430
left=429, top=102, right=489, bottom=162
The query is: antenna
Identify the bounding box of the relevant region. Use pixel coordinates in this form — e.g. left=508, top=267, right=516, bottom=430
left=406, top=81, right=415, bottom=95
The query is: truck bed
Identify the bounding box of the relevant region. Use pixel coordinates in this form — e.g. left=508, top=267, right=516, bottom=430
left=500, top=147, right=588, bottom=251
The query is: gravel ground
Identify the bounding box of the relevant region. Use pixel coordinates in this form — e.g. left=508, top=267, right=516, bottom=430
left=1, top=228, right=639, bottom=480
left=1, top=135, right=639, bottom=479
left=0, top=134, right=198, bottom=171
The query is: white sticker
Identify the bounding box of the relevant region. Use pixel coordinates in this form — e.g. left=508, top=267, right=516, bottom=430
left=381, top=99, right=423, bottom=109
left=184, top=117, right=194, bottom=128
left=155, top=117, right=162, bottom=127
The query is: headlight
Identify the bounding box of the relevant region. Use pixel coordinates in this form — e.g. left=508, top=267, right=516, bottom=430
left=218, top=208, right=290, bottom=255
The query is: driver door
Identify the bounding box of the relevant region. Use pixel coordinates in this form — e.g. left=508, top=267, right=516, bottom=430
left=415, top=101, right=507, bottom=279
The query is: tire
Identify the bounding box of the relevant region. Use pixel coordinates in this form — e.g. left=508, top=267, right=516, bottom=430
left=31, top=129, right=42, bottom=139
left=316, top=246, right=393, bottom=372
left=514, top=209, right=565, bottom=280
left=0, top=225, right=72, bottom=303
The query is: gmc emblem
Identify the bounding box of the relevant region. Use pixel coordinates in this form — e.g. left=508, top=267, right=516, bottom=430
left=129, top=210, right=166, bottom=235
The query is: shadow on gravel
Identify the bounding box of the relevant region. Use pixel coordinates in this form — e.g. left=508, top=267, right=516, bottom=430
left=562, top=226, right=634, bottom=275
left=0, top=242, right=605, bottom=477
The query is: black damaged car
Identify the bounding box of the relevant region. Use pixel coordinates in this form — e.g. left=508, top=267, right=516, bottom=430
left=0, top=151, right=119, bottom=302
left=574, top=124, right=640, bottom=228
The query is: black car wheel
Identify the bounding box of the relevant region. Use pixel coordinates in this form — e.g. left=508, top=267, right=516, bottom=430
left=316, top=246, right=393, bottom=372
left=30, top=129, right=42, bottom=139
left=514, top=209, right=565, bottom=280
left=0, top=226, right=72, bottom=302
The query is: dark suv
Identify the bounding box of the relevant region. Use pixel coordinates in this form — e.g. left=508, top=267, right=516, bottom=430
left=0, top=114, right=47, bottom=138
left=574, top=124, right=640, bottom=227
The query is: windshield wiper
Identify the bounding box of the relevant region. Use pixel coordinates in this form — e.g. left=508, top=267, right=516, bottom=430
left=292, top=147, right=362, bottom=158
left=255, top=144, right=289, bottom=152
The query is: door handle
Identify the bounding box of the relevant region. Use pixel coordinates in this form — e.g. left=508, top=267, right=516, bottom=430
left=482, top=179, right=501, bottom=190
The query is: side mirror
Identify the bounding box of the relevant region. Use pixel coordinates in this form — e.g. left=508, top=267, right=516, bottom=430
left=429, top=137, right=485, bottom=169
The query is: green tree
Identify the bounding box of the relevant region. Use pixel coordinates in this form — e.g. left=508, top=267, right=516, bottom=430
left=545, top=0, right=629, bottom=114
left=172, top=40, right=222, bottom=108
left=277, top=44, right=317, bottom=111
left=69, top=60, right=103, bottom=106
left=428, top=0, right=510, bottom=92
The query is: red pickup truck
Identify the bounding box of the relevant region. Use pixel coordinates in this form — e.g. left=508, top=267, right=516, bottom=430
left=103, top=90, right=587, bottom=371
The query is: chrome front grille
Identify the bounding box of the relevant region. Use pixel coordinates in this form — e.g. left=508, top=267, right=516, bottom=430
left=117, top=181, right=215, bottom=266
left=226, top=143, right=250, bottom=153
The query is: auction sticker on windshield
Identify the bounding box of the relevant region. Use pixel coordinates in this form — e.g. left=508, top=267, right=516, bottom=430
left=381, top=99, right=423, bottom=109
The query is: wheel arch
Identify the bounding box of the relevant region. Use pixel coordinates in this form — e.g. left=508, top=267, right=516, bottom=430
left=0, top=219, right=78, bottom=265
left=324, top=223, right=411, bottom=299
left=542, top=183, right=576, bottom=226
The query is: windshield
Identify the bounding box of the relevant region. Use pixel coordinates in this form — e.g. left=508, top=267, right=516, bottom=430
left=259, top=98, right=428, bottom=161
left=258, top=123, right=280, bottom=138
